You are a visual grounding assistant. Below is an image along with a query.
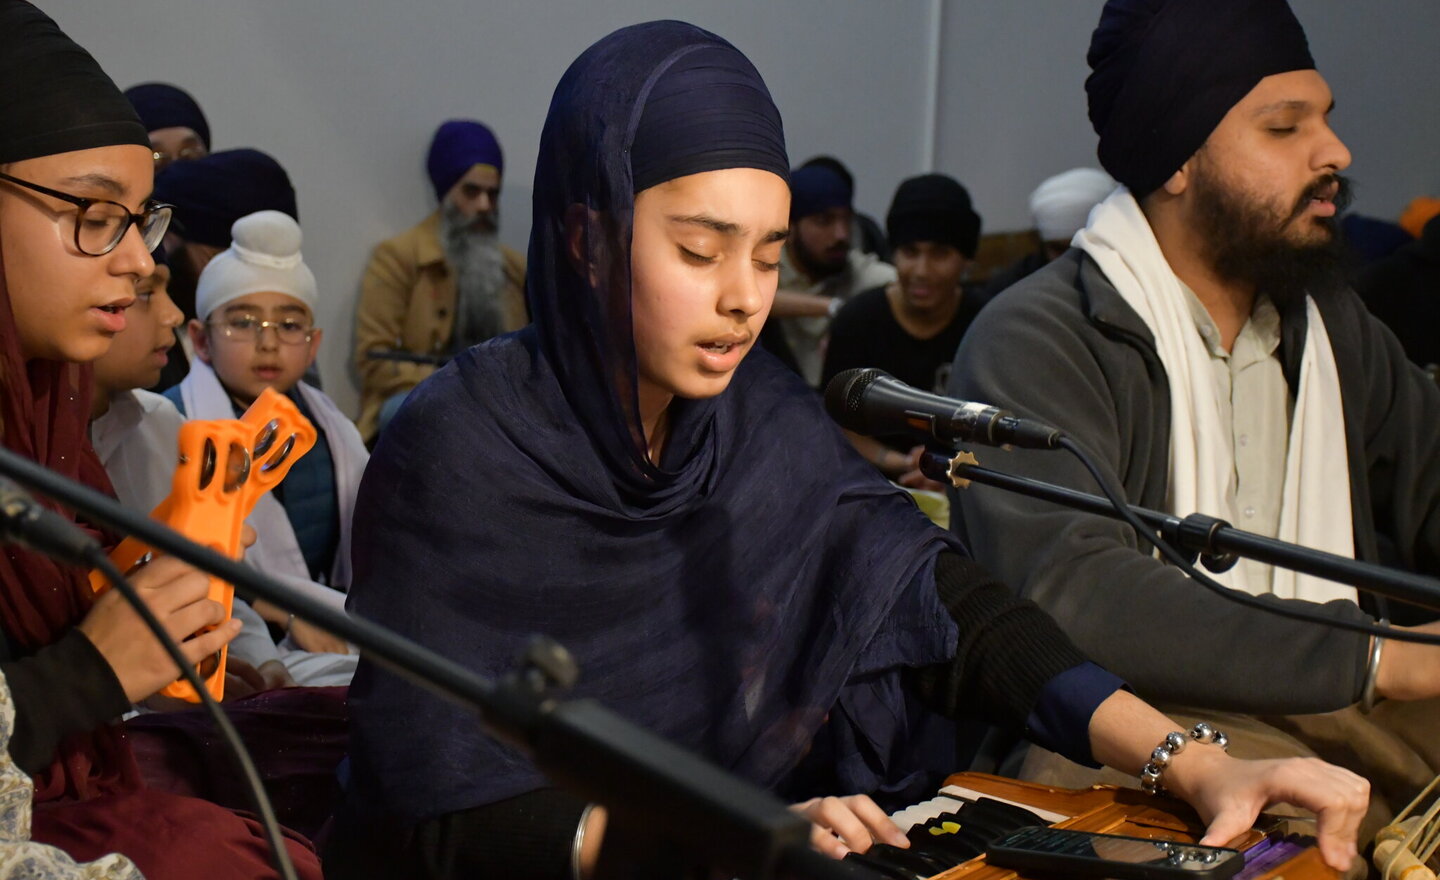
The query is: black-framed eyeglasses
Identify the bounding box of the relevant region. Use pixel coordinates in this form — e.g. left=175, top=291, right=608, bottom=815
left=0, top=171, right=172, bottom=257
left=207, top=315, right=316, bottom=346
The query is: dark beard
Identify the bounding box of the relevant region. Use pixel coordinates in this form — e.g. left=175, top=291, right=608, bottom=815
left=1189, top=164, right=1355, bottom=310
left=791, top=237, right=848, bottom=279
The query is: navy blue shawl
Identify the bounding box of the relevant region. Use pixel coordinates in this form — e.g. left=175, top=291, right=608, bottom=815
left=345, top=20, right=960, bottom=823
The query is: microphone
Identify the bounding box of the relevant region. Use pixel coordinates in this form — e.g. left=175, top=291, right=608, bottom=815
left=824, top=368, right=1064, bottom=450
left=0, top=477, right=102, bottom=566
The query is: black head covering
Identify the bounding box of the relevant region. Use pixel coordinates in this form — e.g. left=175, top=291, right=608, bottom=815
left=123, top=82, right=211, bottom=149
left=886, top=173, right=982, bottom=258
left=1086, top=0, right=1315, bottom=196
left=0, top=1, right=148, bottom=164
left=347, top=20, right=960, bottom=822
left=153, top=148, right=297, bottom=248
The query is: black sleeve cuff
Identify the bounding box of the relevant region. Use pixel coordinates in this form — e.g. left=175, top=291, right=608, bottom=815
left=912, top=551, right=1093, bottom=728
left=4, top=629, right=130, bottom=775
left=410, top=788, right=587, bottom=880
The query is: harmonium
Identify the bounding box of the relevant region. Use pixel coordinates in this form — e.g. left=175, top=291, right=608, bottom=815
left=846, top=772, right=1335, bottom=879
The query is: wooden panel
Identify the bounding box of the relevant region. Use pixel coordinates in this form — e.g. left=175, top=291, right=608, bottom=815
left=909, top=772, right=1334, bottom=880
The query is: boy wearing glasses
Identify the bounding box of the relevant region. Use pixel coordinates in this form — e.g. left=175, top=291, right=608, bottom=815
left=165, top=210, right=367, bottom=659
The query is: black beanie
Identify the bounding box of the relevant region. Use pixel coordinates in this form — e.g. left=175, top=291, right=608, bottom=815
left=886, top=174, right=981, bottom=258
left=0, top=1, right=149, bottom=164
left=1086, top=0, right=1314, bottom=197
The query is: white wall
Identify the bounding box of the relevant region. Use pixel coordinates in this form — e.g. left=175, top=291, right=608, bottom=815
left=65, top=0, right=933, bottom=416
left=61, top=0, right=1440, bottom=417
left=932, top=0, right=1440, bottom=230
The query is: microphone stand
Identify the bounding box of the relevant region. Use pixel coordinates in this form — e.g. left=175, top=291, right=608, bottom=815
left=0, top=445, right=854, bottom=880
left=920, top=450, right=1440, bottom=612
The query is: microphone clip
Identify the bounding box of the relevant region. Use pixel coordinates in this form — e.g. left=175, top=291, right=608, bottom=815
left=918, top=449, right=978, bottom=489
left=1162, top=512, right=1240, bottom=574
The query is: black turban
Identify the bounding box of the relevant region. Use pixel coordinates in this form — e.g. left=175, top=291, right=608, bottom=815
left=886, top=174, right=982, bottom=259
left=1086, top=0, right=1314, bottom=197
left=124, top=82, right=211, bottom=149
left=0, top=1, right=148, bottom=164
left=153, top=148, right=297, bottom=248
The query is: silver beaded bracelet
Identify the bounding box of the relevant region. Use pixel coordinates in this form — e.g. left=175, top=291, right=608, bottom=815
left=1140, top=721, right=1230, bottom=796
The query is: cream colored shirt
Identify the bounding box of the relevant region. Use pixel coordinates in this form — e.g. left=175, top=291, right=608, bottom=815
left=776, top=246, right=896, bottom=387
left=1180, top=285, right=1291, bottom=592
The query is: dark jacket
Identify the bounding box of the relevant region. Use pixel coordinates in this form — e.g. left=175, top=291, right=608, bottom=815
left=947, top=248, right=1440, bottom=713
left=1353, top=214, right=1440, bottom=369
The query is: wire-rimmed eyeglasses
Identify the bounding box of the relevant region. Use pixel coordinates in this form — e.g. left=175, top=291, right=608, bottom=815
left=207, top=315, right=316, bottom=346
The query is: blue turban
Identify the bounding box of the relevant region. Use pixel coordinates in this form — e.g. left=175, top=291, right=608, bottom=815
left=1086, top=0, right=1314, bottom=196
left=154, top=148, right=297, bottom=248
left=789, top=164, right=852, bottom=220
left=123, top=82, right=211, bottom=149
left=426, top=120, right=503, bottom=201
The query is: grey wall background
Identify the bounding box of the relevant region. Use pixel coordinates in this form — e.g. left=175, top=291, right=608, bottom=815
left=61, top=1, right=1440, bottom=418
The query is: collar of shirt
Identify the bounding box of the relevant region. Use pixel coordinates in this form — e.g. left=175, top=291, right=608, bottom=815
left=1178, top=280, right=1282, bottom=368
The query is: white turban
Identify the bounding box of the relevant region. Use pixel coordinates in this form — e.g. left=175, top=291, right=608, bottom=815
left=195, top=210, right=318, bottom=319
left=1029, top=168, right=1116, bottom=243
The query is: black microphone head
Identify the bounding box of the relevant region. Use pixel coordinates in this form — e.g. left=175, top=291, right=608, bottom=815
left=823, top=368, right=889, bottom=434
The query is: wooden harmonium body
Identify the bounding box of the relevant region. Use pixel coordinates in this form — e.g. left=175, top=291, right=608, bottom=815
left=852, top=772, right=1335, bottom=880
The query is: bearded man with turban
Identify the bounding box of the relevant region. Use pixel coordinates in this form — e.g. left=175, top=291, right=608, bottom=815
left=353, top=119, right=527, bottom=444
left=946, top=0, right=1440, bottom=837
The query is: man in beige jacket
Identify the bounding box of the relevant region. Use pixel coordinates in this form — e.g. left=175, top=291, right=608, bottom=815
left=355, top=119, right=526, bottom=443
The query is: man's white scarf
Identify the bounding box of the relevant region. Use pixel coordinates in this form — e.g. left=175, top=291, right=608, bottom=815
left=1073, top=188, right=1355, bottom=603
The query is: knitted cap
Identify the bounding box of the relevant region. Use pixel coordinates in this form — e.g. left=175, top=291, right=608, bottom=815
left=886, top=173, right=981, bottom=258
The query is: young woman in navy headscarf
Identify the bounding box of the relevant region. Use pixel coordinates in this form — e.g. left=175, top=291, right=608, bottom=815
left=335, top=20, right=1367, bottom=878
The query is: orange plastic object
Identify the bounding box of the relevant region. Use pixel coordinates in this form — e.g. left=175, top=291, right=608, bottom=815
left=88, top=388, right=317, bottom=702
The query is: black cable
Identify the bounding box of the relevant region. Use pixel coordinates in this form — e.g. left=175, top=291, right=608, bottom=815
left=1053, top=434, right=1440, bottom=647
left=88, top=550, right=298, bottom=880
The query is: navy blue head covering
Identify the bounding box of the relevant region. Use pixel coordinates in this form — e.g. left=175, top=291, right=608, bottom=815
left=790, top=164, right=853, bottom=220
left=153, top=148, right=297, bottom=248
left=123, top=82, right=211, bottom=149
left=0, top=1, right=149, bottom=164
left=1087, top=0, right=1314, bottom=196
left=346, top=20, right=959, bottom=823
left=628, top=44, right=788, bottom=194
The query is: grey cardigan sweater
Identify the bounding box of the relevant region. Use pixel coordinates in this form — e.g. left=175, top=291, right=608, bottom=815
left=948, top=249, right=1440, bottom=713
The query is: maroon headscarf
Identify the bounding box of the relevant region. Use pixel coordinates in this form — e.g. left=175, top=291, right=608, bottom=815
left=0, top=244, right=139, bottom=802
